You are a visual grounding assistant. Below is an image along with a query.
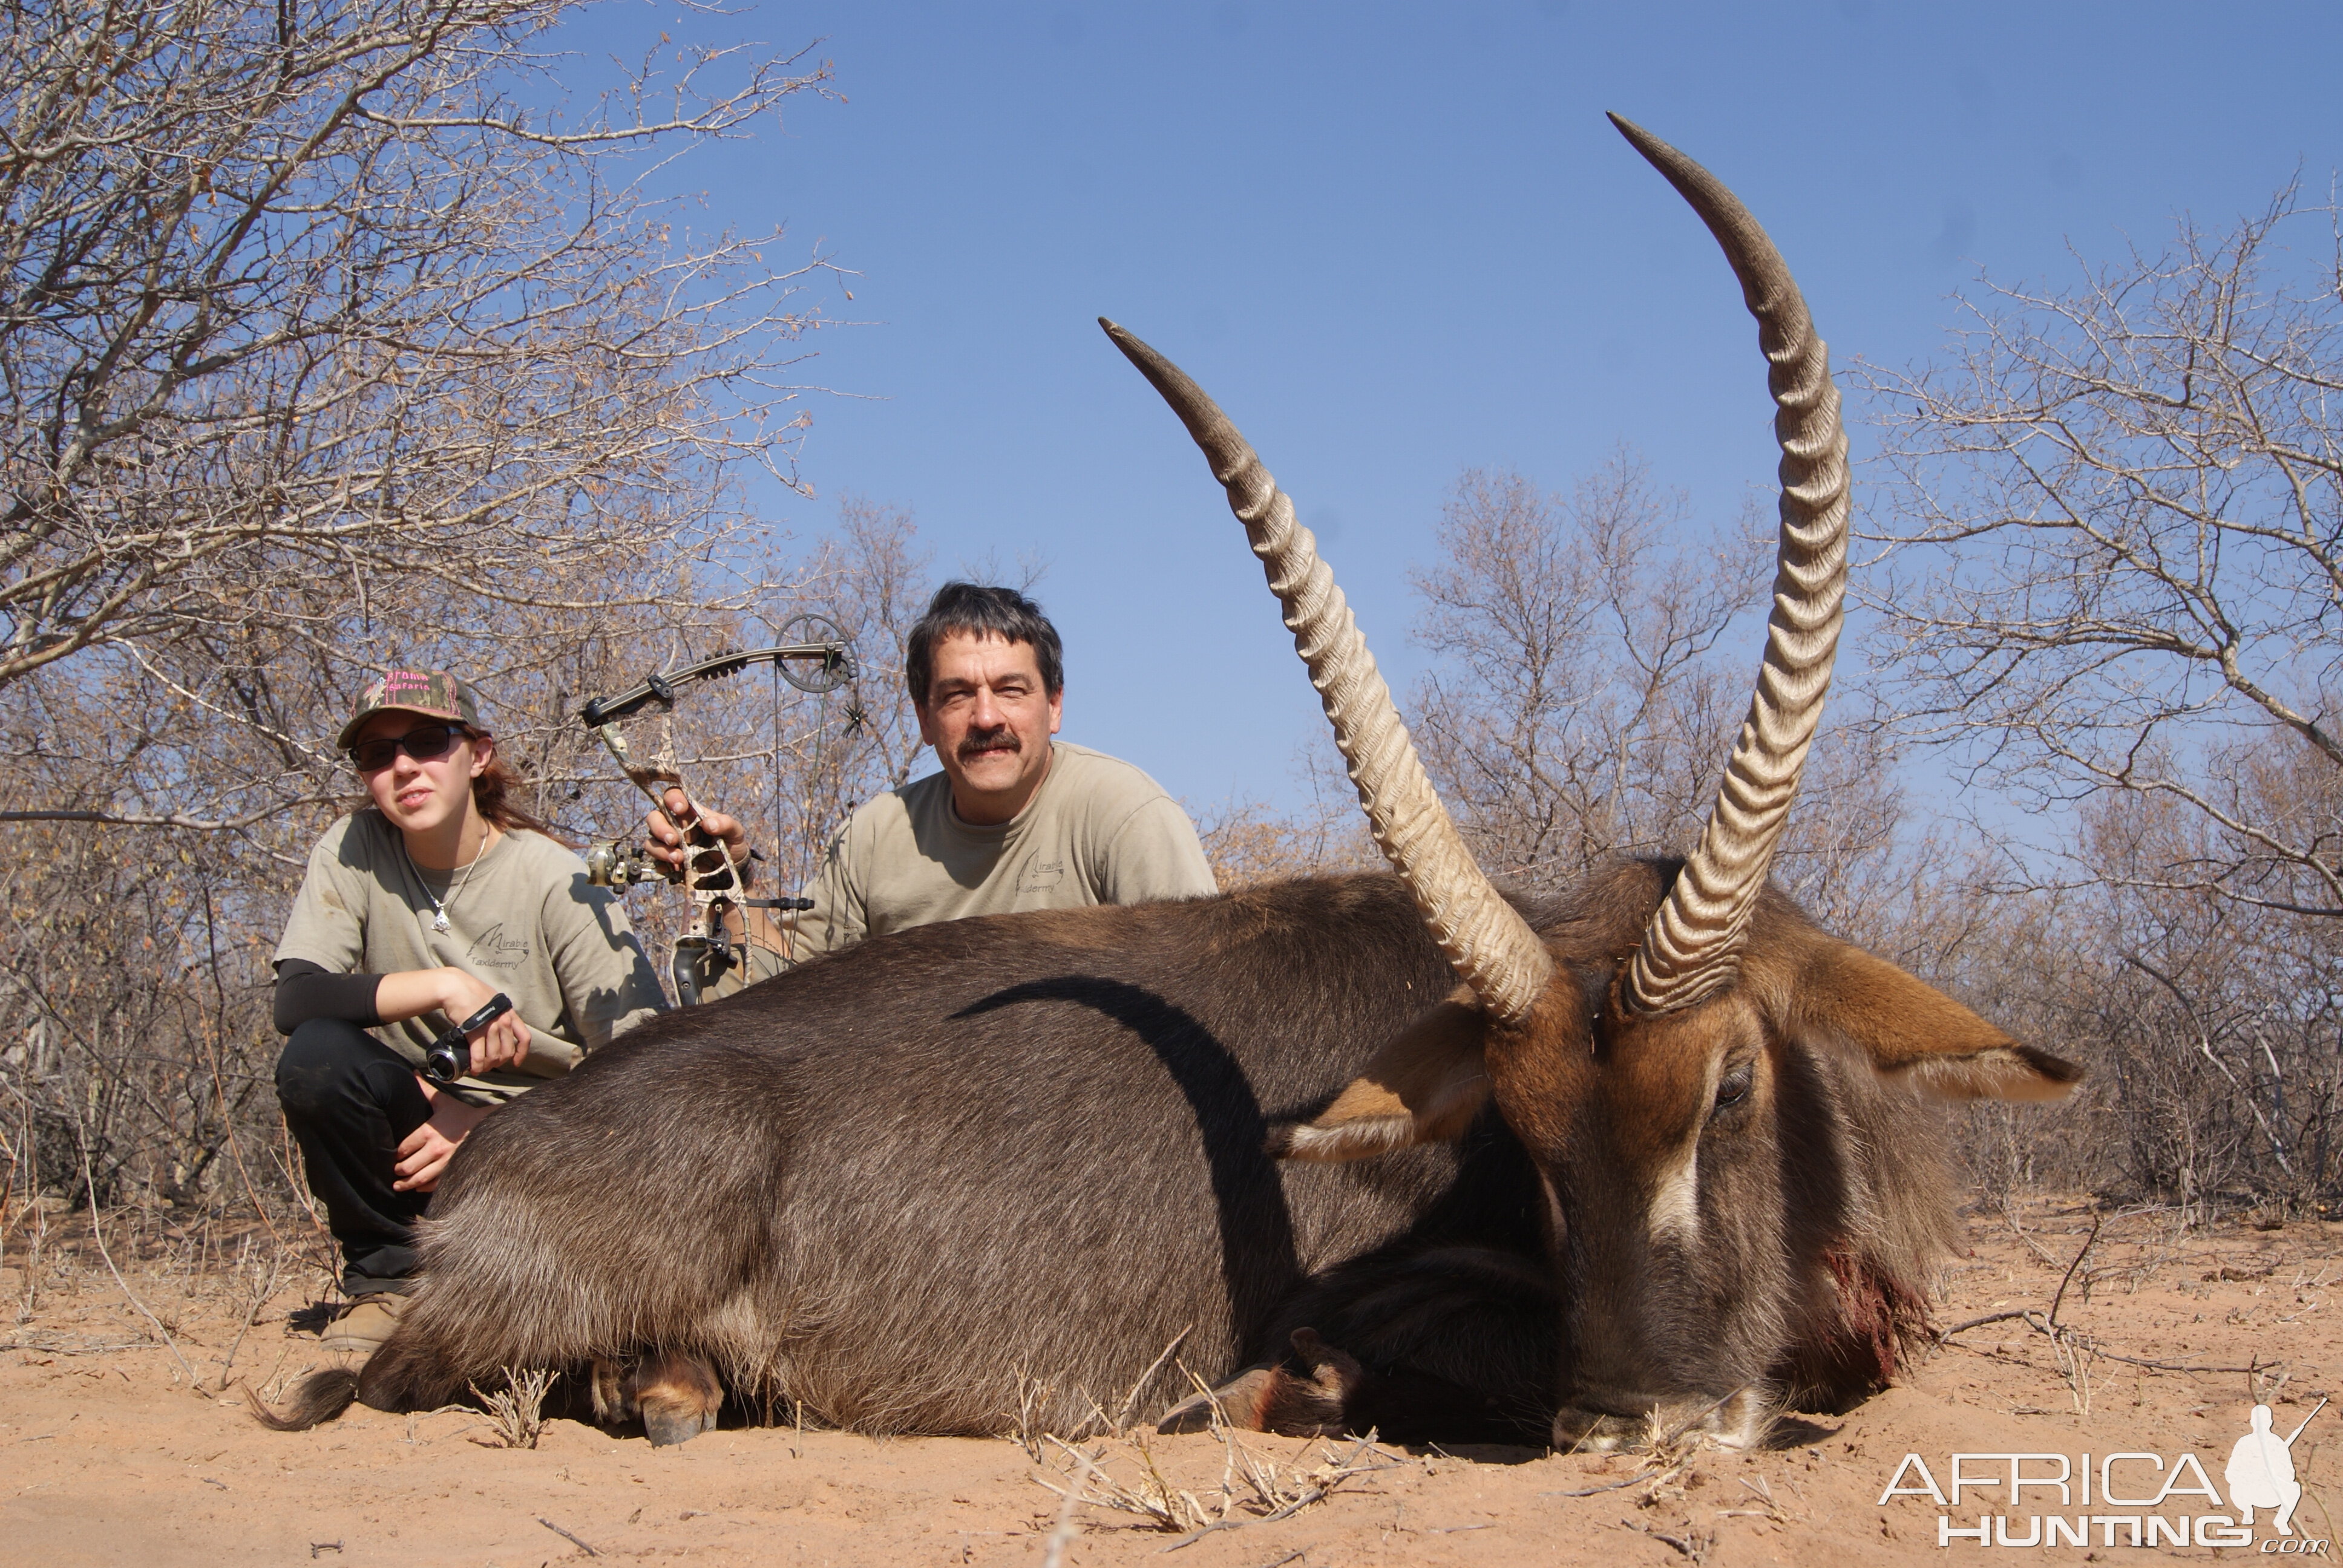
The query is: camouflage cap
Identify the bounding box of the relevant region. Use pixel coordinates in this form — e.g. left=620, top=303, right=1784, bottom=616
left=336, top=670, right=486, bottom=750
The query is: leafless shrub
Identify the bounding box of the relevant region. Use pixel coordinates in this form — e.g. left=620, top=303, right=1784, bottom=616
left=1193, top=750, right=1377, bottom=892
left=1409, top=456, right=1758, bottom=891
left=1408, top=455, right=1906, bottom=919
left=470, top=1366, right=559, bottom=1449
left=1890, top=771, right=2342, bottom=1221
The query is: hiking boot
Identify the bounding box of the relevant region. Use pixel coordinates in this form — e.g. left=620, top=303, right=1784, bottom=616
left=318, top=1293, right=405, bottom=1355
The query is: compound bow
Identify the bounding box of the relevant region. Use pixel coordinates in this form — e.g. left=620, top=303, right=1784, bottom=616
left=577, top=615, right=857, bottom=1004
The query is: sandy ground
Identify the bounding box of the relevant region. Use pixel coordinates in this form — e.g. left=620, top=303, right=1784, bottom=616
left=4, top=1197, right=2339, bottom=1566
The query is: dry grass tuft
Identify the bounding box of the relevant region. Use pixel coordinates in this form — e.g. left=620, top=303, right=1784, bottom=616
left=1007, top=1327, right=1192, bottom=1463
left=1032, top=1375, right=1403, bottom=1550
left=1007, top=1367, right=1058, bottom=1463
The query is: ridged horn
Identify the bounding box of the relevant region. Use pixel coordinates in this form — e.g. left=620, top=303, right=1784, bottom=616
left=1101, top=318, right=1555, bottom=1026
left=1608, top=114, right=1849, bottom=1014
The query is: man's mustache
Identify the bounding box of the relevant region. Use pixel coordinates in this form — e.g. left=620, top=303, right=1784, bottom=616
left=958, top=728, right=1020, bottom=759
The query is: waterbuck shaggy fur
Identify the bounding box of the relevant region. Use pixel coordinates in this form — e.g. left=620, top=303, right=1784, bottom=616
left=257, top=116, right=2079, bottom=1452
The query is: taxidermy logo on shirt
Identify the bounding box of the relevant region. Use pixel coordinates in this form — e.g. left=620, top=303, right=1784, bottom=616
left=465, top=924, right=532, bottom=971
left=1017, top=857, right=1066, bottom=893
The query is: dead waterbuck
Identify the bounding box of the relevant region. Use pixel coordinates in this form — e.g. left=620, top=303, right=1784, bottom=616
left=252, top=115, right=2076, bottom=1452
left=1113, top=111, right=2079, bottom=1449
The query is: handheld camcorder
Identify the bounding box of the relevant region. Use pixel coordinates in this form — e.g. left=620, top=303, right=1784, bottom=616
left=422, top=993, right=514, bottom=1084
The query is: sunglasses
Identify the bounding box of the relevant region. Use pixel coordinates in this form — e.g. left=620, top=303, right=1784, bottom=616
left=350, top=724, right=469, bottom=773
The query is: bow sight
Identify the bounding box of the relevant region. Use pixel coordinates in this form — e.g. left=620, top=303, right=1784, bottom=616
left=577, top=615, right=856, bottom=1005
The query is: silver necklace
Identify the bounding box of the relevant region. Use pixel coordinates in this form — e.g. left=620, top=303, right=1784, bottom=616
left=407, top=831, right=491, bottom=934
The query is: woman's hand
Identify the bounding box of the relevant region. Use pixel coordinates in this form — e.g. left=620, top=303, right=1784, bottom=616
left=435, top=967, right=532, bottom=1073
left=393, top=1085, right=491, bottom=1193
left=375, top=967, right=533, bottom=1073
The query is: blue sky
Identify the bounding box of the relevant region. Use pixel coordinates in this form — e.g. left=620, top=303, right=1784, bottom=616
left=561, top=1, right=2343, bottom=815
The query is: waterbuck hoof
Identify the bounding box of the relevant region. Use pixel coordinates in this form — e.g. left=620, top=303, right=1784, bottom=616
left=1155, top=1329, right=1368, bottom=1437
left=1157, top=1364, right=1279, bottom=1434
left=1259, top=1328, right=1365, bottom=1436
left=643, top=1399, right=720, bottom=1448
left=600, top=1349, right=723, bottom=1446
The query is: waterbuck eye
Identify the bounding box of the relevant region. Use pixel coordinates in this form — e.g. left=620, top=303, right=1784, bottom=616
left=1713, top=1064, right=1754, bottom=1113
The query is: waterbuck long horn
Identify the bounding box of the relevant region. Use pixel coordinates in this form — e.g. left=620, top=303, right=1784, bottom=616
left=1608, top=114, right=1849, bottom=1014
left=1100, top=318, right=1555, bottom=1026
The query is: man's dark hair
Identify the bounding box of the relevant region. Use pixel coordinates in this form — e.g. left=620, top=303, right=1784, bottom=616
left=904, top=583, right=1064, bottom=708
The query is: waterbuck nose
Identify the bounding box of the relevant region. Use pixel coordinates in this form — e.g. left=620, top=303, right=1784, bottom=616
left=1551, top=1387, right=1768, bottom=1453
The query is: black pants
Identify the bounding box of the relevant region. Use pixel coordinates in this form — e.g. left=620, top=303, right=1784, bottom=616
left=275, top=1018, right=434, bottom=1294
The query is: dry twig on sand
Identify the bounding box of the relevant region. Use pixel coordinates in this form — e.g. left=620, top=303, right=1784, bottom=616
left=1622, top=1513, right=1717, bottom=1563
left=1935, top=1215, right=2282, bottom=1397
left=537, top=1517, right=600, bottom=1557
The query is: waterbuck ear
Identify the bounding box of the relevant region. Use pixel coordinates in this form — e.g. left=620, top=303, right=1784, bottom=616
left=1268, top=990, right=1490, bottom=1162
left=1789, top=941, right=2083, bottom=1103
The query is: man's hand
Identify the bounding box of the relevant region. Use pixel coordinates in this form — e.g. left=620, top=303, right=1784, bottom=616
left=437, top=967, right=531, bottom=1073
left=644, top=786, right=751, bottom=887
left=393, top=1085, right=491, bottom=1193
left=644, top=786, right=798, bottom=969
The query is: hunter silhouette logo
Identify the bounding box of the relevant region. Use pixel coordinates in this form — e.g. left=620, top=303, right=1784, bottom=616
left=2230, top=1399, right=2325, bottom=1537
left=1876, top=1399, right=2331, bottom=1550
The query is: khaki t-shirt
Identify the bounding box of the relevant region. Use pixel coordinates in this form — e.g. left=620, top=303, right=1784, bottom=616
left=786, top=741, right=1217, bottom=958
left=275, top=812, right=667, bottom=1100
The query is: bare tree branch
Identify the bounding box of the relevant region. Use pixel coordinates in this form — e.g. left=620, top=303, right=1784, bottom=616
left=1858, top=183, right=2343, bottom=920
